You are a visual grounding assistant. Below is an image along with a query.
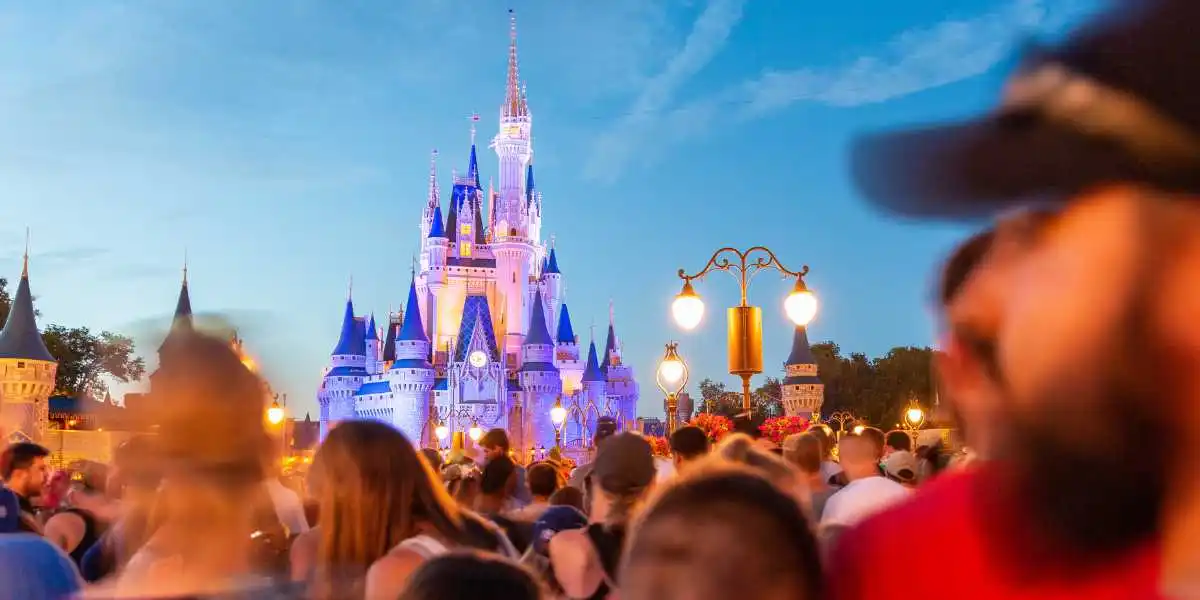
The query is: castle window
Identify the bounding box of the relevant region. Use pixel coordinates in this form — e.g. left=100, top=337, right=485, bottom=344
left=460, top=242, right=472, bottom=257
left=461, top=224, right=471, bottom=237
left=16, top=362, right=24, bottom=368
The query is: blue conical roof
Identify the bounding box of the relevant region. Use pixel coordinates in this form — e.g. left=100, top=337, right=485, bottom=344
left=785, top=325, right=817, bottom=365
left=582, top=339, right=604, bottom=382
left=525, top=163, right=536, bottom=206
left=331, top=297, right=359, bottom=356
left=366, top=314, right=379, bottom=341
left=0, top=270, right=54, bottom=362
left=158, top=278, right=194, bottom=353
left=545, top=248, right=560, bottom=275
left=428, top=205, right=446, bottom=238
left=601, top=322, right=617, bottom=373
left=467, top=144, right=481, bottom=188
left=397, top=277, right=427, bottom=342
left=524, top=291, right=553, bottom=346
left=556, top=304, right=576, bottom=345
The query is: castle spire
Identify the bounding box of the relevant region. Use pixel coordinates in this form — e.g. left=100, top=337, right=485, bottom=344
left=556, top=303, right=576, bottom=345
left=158, top=253, right=194, bottom=354
left=331, top=294, right=359, bottom=356
left=22, top=227, right=29, bottom=279
left=0, top=236, right=55, bottom=362
left=397, top=275, right=428, bottom=343
left=427, top=149, right=440, bottom=210
left=602, top=301, right=618, bottom=372
left=503, top=9, right=528, bottom=118
left=467, top=114, right=481, bottom=187
left=523, top=290, right=553, bottom=346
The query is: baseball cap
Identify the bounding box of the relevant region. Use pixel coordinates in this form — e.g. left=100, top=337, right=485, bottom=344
left=594, top=417, right=618, bottom=443
left=851, top=0, right=1200, bottom=220
left=592, top=433, right=655, bottom=494
left=531, top=506, right=588, bottom=555
left=0, top=487, right=19, bottom=534
left=883, top=450, right=918, bottom=484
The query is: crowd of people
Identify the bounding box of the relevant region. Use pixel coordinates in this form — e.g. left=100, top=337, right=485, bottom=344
left=5, top=0, right=1200, bottom=596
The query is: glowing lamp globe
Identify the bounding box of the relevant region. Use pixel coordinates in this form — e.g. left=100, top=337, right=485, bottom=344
left=657, top=357, right=685, bottom=386
left=905, top=407, right=925, bottom=426
left=266, top=402, right=285, bottom=425
left=784, top=279, right=818, bottom=326
left=550, top=404, right=567, bottom=426
left=434, top=425, right=450, bottom=441
left=671, top=281, right=704, bottom=330
left=468, top=423, right=483, bottom=442
left=852, top=425, right=865, bottom=435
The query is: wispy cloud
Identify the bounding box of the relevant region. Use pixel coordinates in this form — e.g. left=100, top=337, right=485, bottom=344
left=586, top=0, right=1099, bottom=181
left=584, top=0, right=747, bottom=181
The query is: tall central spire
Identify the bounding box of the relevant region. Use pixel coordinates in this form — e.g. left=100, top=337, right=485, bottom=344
left=427, top=149, right=440, bottom=210
left=503, top=9, right=528, bottom=118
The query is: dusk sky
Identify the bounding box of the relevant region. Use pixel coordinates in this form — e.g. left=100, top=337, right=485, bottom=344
left=1, top=0, right=1101, bottom=418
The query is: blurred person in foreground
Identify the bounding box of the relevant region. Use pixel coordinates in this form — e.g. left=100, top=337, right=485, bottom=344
left=668, top=426, right=710, bottom=473
left=782, top=432, right=835, bottom=522
left=0, top=534, right=82, bottom=600
left=43, top=461, right=114, bottom=567
left=710, top=434, right=803, bottom=506
left=88, top=331, right=292, bottom=598
left=0, top=442, right=49, bottom=533
left=549, top=432, right=655, bottom=599
left=79, top=436, right=163, bottom=582
left=480, top=429, right=530, bottom=507
left=836, top=0, right=1200, bottom=595
left=566, top=416, right=618, bottom=494
left=619, top=466, right=822, bottom=600
left=806, top=426, right=842, bottom=485
left=510, top=462, right=560, bottom=522
left=399, top=551, right=544, bottom=600
left=292, top=419, right=513, bottom=599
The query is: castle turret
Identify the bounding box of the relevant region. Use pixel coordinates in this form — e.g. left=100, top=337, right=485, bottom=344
left=600, top=304, right=638, bottom=426
left=420, top=149, right=441, bottom=243
left=518, top=290, right=561, bottom=451
left=581, top=336, right=606, bottom=425
left=318, top=291, right=367, bottom=440
left=365, top=314, right=381, bottom=375
left=493, top=9, right=532, bottom=240
left=390, top=276, right=435, bottom=444
left=781, top=325, right=824, bottom=419
left=542, top=245, right=562, bottom=333
left=554, top=304, right=582, bottom=394
left=0, top=249, right=58, bottom=441
left=381, top=311, right=402, bottom=368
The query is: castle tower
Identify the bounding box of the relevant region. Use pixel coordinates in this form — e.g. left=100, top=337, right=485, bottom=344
left=424, top=207, right=449, bottom=351
left=364, top=314, right=381, bottom=375
left=581, top=336, right=606, bottom=429
left=153, top=262, right=195, bottom=377
left=542, top=246, right=562, bottom=333
left=518, top=290, right=561, bottom=452
left=781, top=325, right=824, bottom=419
left=0, top=248, right=58, bottom=442
left=381, top=311, right=402, bottom=369
left=389, top=276, right=435, bottom=444
left=600, top=304, right=638, bottom=427
left=554, top=304, right=582, bottom=394
left=493, top=9, right=532, bottom=240
left=420, top=149, right=441, bottom=244
left=317, top=290, right=367, bottom=440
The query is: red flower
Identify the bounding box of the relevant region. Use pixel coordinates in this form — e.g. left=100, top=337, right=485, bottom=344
left=687, top=414, right=734, bottom=443
left=647, top=436, right=671, bottom=457
left=758, top=416, right=811, bottom=445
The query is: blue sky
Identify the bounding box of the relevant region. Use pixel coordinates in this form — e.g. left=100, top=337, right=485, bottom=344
left=0, top=0, right=1100, bottom=418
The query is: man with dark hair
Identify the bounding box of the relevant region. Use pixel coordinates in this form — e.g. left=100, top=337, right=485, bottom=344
left=0, top=442, right=49, bottom=533
left=510, top=462, right=559, bottom=522
left=668, top=426, right=710, bottom=472
left=480, top=428, right=529, bottom=506
left=883, top=431, right=911, bottom=455
left=833, top=0, right=1200, bottom=595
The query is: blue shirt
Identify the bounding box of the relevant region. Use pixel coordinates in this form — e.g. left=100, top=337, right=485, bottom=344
left=0, top=487, right=20, bottom=534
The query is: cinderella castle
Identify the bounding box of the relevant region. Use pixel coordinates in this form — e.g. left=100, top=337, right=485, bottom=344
left=317, top=13, right=638, bottom=455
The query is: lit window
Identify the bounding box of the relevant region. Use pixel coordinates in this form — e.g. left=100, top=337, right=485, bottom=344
left=460, top=242, right=472, bottom=257
left=461, top=224, right=471, bottom=236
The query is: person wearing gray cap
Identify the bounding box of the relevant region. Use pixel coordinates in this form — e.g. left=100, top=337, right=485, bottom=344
left=549, top=433, right=655, bottom=600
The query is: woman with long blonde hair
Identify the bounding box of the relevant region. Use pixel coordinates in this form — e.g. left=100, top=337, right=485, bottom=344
left=304, top=420, right=511, bottom=599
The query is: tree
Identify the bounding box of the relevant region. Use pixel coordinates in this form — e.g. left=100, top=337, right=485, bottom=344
left=0, top=279, right=146, bottom=399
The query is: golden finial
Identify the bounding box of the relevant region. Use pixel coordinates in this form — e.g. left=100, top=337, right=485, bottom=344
left=21, top=227, right=29, bottom=279
left=469, top=113, right=480, bottom=146
left=182, top=248, right=188, bottom=285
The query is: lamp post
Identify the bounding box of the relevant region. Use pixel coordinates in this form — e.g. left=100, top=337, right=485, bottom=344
left=468, top=419, right=483, bottom=444
left=900, top=396, right=926, bottom=446
left=434, top=420, right=449, bottom=451
left=655, top=342, right=689, bottom=434
left=550, top=396, right=567, bottom=451
left=673, top=247, right=817, bottom=414
left=825, top=410, right=859, bottom=441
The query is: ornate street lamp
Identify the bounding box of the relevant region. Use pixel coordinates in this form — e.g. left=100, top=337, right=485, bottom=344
left=266, top=400, right=285, bottom=425
left=672, top=247, right=817, bottom=414
left=550, top=396, right=567, bottom=451
left=655, top=342, right=689, bottom=434
left=900, top=396, right=926, bottom=445
left=468, top=419, right=483, bottom=443
left=434, top=421, right=449, bottom=450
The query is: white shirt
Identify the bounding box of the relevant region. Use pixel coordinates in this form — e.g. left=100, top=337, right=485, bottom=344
left=819, top=460, right=843, bottom=483
left=263, top=479, right=310, bottom=535
left=819, top=475, right=910, bottom=530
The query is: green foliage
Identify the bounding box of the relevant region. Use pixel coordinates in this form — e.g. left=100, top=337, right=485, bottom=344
left=697, top=342, right=936, bottom=428
left=0, top=279, right=146, bottom=398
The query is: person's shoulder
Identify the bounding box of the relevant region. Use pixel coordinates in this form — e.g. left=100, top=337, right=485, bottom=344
left=838, top=468, right=979, bottom=552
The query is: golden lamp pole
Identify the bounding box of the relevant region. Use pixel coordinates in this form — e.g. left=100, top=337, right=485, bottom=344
left=655, top=342, right=689, bottom=434
left=672, top=247, right=818, bottom=415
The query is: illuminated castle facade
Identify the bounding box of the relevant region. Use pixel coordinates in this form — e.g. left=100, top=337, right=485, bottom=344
left=0, top=252, right=58, bottom=443
left=317, top=13, right=638, bottom=454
